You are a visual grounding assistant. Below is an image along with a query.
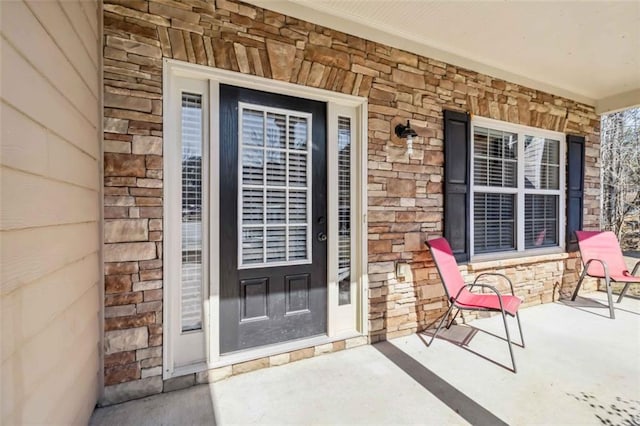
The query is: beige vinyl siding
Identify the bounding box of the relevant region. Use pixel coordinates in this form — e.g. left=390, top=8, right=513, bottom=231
left=0, top=0, right=102, bottom=424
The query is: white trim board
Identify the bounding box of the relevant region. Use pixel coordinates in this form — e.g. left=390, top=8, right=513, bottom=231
left=595, top=89, right=640, bottom=115
left=168, top=59, right=366, bottom=107
left=163, top=75, right=210, bottom=373
left=469, top=116, right=566, bottom=262
left=163, top=59, right=369, bottom=379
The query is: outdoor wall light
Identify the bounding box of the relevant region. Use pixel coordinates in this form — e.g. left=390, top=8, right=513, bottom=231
left=394, top=120, right=418, bottom=156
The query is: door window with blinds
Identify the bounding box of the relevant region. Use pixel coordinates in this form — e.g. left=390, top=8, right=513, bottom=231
left=238, top=103, right=313, bottom=268
left=471, top=118, right=564, bottom=257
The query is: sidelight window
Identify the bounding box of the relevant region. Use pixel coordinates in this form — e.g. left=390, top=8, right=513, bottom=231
left=338, top=116, right=352, bottom=305
left=181, top=93, right=204, bottom=332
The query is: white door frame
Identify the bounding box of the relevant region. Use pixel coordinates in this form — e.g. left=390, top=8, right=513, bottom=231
left=163, top=59, right=369, bottom=378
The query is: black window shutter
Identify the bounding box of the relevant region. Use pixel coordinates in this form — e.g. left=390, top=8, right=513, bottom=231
left=443, top=110, right=471, bottom=263
left=566, top=134, right=585, bottom=251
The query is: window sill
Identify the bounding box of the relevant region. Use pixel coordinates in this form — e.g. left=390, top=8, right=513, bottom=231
left=468, top=248, right=568, bottom=272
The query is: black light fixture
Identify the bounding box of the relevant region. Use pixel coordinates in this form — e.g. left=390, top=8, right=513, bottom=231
left=394, top=120, right=417, bottom=156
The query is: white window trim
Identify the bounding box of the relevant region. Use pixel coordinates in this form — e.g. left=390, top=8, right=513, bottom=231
left=470, top=116, right=566, bottom=262
left=163, top=59, right=368, bottom=379
left=327, top=104, right=360, bottom=335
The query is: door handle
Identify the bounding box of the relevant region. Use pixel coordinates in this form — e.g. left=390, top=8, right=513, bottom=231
left=317, top=232, right=327, bottom=242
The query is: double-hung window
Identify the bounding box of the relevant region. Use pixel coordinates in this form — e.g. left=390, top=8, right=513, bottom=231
left=471, top=117, right=565, bottom=258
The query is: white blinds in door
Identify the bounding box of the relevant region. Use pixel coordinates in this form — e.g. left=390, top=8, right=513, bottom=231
left=239, top=103, right=313, bottom=268
left=181, top=93, right=204, bottom=332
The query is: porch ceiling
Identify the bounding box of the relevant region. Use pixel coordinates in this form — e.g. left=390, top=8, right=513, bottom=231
left=245, top=0, right=640, bottom=113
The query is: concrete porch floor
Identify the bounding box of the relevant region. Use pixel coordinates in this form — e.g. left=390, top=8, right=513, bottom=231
left=91, top=292, right=640, bottom=425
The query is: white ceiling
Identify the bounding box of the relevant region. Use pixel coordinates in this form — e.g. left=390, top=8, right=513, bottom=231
left=246, top=0, right=640, bottom=112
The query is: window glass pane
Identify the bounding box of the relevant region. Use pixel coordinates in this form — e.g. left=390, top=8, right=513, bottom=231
left=474, top=193, right=516, bottom=253
left=242, top=109, right=264, bottom=146
left=266, top=189, right=286, bottom=223
left=289, top=153, right=307, bottom=187
left=242, top=148, right=263, bottom=185
left=266, top=227, right=286, bottom=262
left=266, top=113, right=286, bottom=149
left=473, top=127, right=489, bottom=185
left=242, top=228, right=264, bottom=264
left=524, top=136, right=560, bottom=189
left=289, top=226, right=308, bottom=260
left=266, top=150, right=285, bottom=186
left=181, top=93, right=203, bottom=332
left=525, top=194, right=558, bottom=248
left=473, top=157, right=487, bottom=185
left=289, top=190, right=307, bottom=224
left=474, top=126, right=488, bottom=156
left=473, top=127, right=517, bottom=187
left=242, top=188, right=263, bottom=224
left=338, top=116, right=351, bottom=305
left=289, top=116, right=308, bottom=150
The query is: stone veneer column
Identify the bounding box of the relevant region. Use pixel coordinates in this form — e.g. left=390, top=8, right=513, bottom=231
left=102, top=0, right=601, bottom=403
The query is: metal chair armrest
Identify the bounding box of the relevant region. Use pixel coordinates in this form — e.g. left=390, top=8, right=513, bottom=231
left=473, top=272, right=516, bottom=296
left=583, top=258, right=611, bottom=281
left=632, top=260, right=640, bottom=276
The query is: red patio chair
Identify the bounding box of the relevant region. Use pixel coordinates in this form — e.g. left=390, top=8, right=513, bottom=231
left=425, top=237, right=525, bottom=372
left=573, top=231, right=640, bottom=319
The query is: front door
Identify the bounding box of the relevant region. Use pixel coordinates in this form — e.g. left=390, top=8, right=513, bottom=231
left=219, top=85, right=327, bottom=354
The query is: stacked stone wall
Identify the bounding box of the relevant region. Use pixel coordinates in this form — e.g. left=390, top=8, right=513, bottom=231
left=102, top=0, right=601, bottom=401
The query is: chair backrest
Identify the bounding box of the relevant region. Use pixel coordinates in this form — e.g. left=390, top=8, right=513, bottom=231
left=426, top=237, right=466, bottom=301
left=575, top=231, right=629, bottom=277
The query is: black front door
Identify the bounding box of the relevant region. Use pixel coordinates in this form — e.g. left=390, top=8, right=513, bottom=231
left=219, top=85, right=327, bottom=354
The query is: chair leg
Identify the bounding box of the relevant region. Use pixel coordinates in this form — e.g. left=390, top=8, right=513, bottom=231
left=500, top=309, right=516, bottom=373
left=616, top=282, right=632, bottom=303
left=571, top=268, right=588, bottom=301
left=605, top=277, right=615, bottom=319
left=428, top=303, right=455, bottom=347
left=515, top=311, right=525, bottom=348
left=446, top=308, right=460, bottom=329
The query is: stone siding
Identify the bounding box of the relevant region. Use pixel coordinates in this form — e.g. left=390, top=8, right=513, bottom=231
left=102, top=0, right=601, bottom=401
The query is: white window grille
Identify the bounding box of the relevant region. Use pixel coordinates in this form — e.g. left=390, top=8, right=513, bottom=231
left=238, top=103, right=313, bottom=268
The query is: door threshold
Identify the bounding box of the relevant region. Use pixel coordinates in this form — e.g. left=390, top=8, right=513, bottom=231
left=209, top=331, right=362, bottom=369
